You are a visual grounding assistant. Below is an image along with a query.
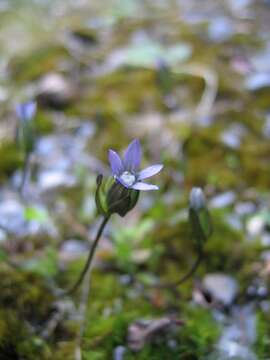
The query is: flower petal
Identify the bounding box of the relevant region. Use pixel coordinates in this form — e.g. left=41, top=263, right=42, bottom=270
left=123, top=139, right=141, bottom=171
left=132, top=182, right=158, bottom=191
left=108, top=150, right=123, bottom=176
left=138, top=164, right=163, bottom=180
left=16, top=101, right=37, bottom=121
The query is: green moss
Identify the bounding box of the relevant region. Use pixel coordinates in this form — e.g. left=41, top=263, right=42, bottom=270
left=122, top=306, right=220, bottom=360
left=0, top=141, right=22, bottom=179
left=9, top=44, right=70, bottom=83
left=205, top=210, right=264, bottom=280
left=1, top=1, right=270, bottom=358
left=0, top=264, right=53, bottom=323
left=255, top=311, right=270, bottom=359
left=70, top=67, right=161, bottom=119
left=125, top=345, right=181, bottom=360
left=184, top=129, right=241, bottom=189
left=81, top=273, right=161, bottom=358
left=84, top=315, right=128, bottom=358
left=0, top=264, right=77, bottom=359
left=54, top=342, right=77, bottom=360
left=35, top=111, right=54, bottom=135
left=82, top=303, right=219, bottom=359
left=178, top=306, right=220, bottom=358
left=0, top=309, right=51, bottom=360
left=78, top=266, right=220, bottom=359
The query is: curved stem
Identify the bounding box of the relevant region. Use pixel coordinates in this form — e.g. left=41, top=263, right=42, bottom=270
left=170, top=247, right=204, bottom=288
left=63, top=216, right=110, bottom=296
left=156, top=247, right=204, bottom=290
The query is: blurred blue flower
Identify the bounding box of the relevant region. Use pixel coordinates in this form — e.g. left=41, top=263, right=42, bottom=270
left=15, top=101, right=37, bottom=155
left=16, top=101, right=37, bottom=122
left=108, top=139, right=163, bottom=191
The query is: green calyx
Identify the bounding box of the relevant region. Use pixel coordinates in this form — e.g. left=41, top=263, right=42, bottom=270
left=95, top=175, right=139, bottom=217
left=189, top=206, right=213, bottom=248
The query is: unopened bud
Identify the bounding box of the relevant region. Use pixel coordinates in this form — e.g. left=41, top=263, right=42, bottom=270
left=189, top=187, right=206, bottom=211
left=189, top=187, right=212, bottom=245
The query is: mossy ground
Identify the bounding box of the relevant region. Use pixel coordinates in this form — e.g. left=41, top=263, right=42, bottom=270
left=0, top=0, right=269, bottom=359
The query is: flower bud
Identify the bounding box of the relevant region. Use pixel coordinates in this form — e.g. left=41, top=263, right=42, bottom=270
left=95, top=175, right=139, bottom=217
left=189, top=187, right=206, bottom=211
left=189, top=187, right=212, bottom=246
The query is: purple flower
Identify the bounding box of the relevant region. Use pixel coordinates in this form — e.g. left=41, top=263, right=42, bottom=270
left=108, top=139, right=163, bottom=191
left=16, top=101, right=37, bottom=122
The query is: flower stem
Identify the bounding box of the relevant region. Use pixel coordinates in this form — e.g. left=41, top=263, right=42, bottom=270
left=19, top=152, right=31, bottom=196
left=170, top=247, right=204, bottom=287
left=154, top=247, right=204, bottom=290
left=64, top=216, right=110, bottom=296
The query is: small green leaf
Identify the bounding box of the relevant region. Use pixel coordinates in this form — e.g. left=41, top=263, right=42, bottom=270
left=24, top=206, right=48, bottom=223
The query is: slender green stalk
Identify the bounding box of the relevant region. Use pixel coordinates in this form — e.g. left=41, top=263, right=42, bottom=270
left=74, top=259, right=92, bottom=360
left=171, top=247, right=204, bottom=287
left=64, top=216, right=110, bottom=296
left=19, top=152, right=31, bottom=196
left=154, top=247, right=204, bottom=290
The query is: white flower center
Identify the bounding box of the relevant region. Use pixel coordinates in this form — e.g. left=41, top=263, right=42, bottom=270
left=120, top=171, right=136, bottom=187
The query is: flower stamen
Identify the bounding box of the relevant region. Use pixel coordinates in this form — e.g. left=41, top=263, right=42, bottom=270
left=120, top=171, right=136, bottom=187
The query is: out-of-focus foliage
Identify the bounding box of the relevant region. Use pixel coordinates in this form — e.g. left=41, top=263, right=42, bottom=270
left=0, top=0, right=269, bottom=358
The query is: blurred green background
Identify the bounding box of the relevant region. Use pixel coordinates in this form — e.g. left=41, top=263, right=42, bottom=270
left=0, top=0, right=270, bottom=359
